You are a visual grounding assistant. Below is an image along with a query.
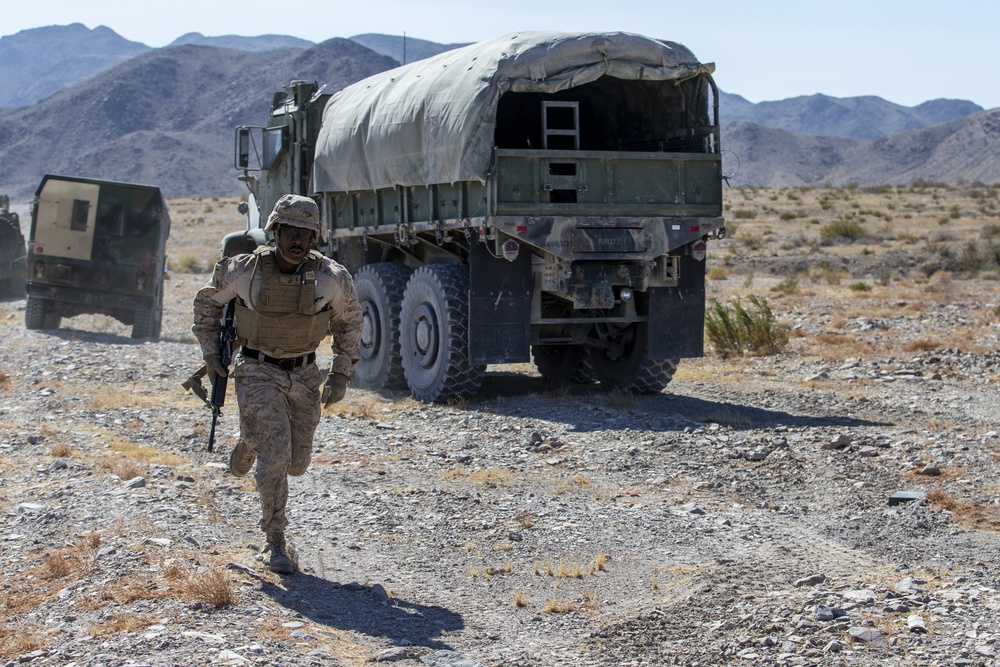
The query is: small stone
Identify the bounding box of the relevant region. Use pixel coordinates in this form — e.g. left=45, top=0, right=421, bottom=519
left=124, top=476, right=147, bottom=488
left=794, top=573, right=826, bottom=587
left=918, top=464, right=942, bottom=476
left=847, top=627, right=889, bottom=648
left=907, top=615, right=927, bottom=633
left=377, top=647, right=421, bottom=662
left=370, top=583, right=389, bottom=602
left=823, top=435, right=851, bottom=450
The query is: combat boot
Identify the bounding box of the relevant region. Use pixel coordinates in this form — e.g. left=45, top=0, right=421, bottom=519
left=229, top=440, right=255, bottom=477
left=265, top=532, right=294, bottom=574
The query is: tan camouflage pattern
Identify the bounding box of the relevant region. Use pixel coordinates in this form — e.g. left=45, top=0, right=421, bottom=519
left=263, top=194, right=321, bottom=236
left=193, top=248, right=362, bottom=375
left=233, top=354, right=323, bottom=533
left=192, top=245, right=362, bottom=536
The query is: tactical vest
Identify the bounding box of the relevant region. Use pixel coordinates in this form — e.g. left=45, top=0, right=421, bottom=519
left=234, top=247, right=334, bottom=357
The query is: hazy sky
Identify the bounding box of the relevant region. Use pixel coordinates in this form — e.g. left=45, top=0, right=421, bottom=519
left=6, top=0, right=999, bottom=109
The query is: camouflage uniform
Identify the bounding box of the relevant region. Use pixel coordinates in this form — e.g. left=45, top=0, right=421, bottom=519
left=192, top=195, right=362, bottom=570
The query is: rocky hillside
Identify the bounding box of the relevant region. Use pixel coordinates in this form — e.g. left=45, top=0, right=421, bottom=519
left=719, top=91, right=983, bottom=140
left=0, top=24, right=997, bottom=202
left=722, top=108, right=1000, bottom=187
left=0, top=23, right=150, bottom=107
left=0, top=39, right=398, bottom=201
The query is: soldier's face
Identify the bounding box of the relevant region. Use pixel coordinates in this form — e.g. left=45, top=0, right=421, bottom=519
left=276, top=225, right=310, bottom=264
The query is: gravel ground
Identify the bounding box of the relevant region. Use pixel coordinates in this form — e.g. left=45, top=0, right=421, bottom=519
left=1, top=261, right=999, bottom=667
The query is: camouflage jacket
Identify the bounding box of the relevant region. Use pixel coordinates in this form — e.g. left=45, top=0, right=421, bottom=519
left=192, top=247, right=362, bottom=377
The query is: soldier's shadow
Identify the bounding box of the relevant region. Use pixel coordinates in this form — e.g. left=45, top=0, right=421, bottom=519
left=254, top=571, right=463, bottom=649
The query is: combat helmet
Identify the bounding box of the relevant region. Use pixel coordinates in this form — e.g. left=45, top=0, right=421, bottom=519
left=264, top=194, right=321, bottom=241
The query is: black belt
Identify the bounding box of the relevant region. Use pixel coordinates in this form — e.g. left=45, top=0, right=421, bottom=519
left=242, top=347, right=316, bottom=370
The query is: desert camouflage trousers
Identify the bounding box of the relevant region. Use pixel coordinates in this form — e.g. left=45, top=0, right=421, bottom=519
left=233, top=354, right=323, bottom=534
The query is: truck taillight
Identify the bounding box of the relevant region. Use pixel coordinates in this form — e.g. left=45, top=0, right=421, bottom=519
left=34, top=260, right=45, bottom=278
left=691, top=240, right=707, bottom=262
left=136, top=272, right=147, bottom=290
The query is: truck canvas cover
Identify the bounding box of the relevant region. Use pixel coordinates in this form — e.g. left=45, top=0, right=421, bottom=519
left=311, top=31, right=715, bottom=194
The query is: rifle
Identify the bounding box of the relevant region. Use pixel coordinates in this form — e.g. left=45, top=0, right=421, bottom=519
left=183, top=299, right=237, bottom=452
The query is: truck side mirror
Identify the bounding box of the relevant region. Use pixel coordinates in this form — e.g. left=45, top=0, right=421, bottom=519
left=235, top=127, right=250, bottom=170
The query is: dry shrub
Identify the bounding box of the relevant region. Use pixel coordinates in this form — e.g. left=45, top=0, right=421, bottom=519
left=50, top=442, right=74, bottom=458
left=904, top=339, right=941, bottom=353
left=0, top=623, right=46, bottom=658
left=543, top=599, right=579, bottom=614
left=101, top=574, right=165, bottom=603
left=514, top=591, right=531, bottom=607
left=514, top=508, right=535, bottom=529
left=467, top=467, right=517, bottom=488
left=925, top=488, right=956, bottom=510
left=89, top=613, right=156, bottom=637
left=167, top=254, right=205, bottom=274
left=595, top=552, right=610, bottom=572
left=177, top=566, right=237, bottom=608
left=0, top=373, right=10, bottom=391
left=100, top=455, right=144, bottom=481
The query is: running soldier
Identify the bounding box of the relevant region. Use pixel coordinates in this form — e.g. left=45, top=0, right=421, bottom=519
left=193, top=194, right=362, bottom=574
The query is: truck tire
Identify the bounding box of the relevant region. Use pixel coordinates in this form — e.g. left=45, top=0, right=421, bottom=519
left=131, top=308, right=157, bottom=339
left=589, top=324, right=678, bottom=393
left=25, top=295, right=60, bottom=330
left=353, top=262, right=412, bottom=390
left=531, top=345, right=594, bottom=384
left=400, top=264, right=484, bottom=402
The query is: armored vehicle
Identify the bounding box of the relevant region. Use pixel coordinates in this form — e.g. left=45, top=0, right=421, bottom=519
left=233, top=31, right=724, bottom=401
left=0, top=194, right=26, bottom=298
left=25, top=175, right=170, bottom=339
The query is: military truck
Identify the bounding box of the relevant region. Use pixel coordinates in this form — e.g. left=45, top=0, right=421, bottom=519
left=232, top=31, right=724, bottom=401
left=25, top=175, right=170, bottom=339
left=0, top=194, right=26, bottom=298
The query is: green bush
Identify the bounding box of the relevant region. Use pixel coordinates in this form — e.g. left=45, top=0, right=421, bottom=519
left=819, top=218, right=868, bottom=240
left=705, top=295, right=789, bottom=359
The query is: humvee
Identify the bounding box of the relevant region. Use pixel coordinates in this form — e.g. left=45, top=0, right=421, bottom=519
left=24, top=175, right=170, bottom=339
left=0, top=194, right=26, bottom=298
left=233, top=31, right=724, bottom=401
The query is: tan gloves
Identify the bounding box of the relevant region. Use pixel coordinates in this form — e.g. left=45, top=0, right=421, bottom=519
left=204, top=353, right=228, bottom=381
left=322, top=372, right=350, bottom=406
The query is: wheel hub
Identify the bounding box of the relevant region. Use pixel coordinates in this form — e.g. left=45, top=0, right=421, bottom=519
left=412, top=303, right=438, bottom=368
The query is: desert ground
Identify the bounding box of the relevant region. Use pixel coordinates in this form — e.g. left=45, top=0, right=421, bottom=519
left=1, top=184, right=999, bottom=666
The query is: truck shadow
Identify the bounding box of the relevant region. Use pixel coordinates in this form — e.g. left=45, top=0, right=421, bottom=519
left=253, top=571, right=463, bottom=650
left=469, top=369, right=889, bottom=431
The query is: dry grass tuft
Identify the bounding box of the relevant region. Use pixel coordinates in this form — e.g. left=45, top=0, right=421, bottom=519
left=177, top=566, right=237, bottom=607
left=514, top=591, right=531, bottom=607
left=514, top=508, right=535, bottom=529
left=50, top=442, right=74, bottom=458
left=89, top=613, right=157, bottom=637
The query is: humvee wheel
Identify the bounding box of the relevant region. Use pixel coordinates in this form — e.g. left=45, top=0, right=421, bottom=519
left=25, top=295, right=60, bottom=330
left=131, top=308, right=157, bottom=339
left=589, top=324, right=678, bottom=393
left=400, top=264, right=484, bottom=402
left=353, top=262, right=412, bottom=390
left=531, top=345, right=594, bottom=384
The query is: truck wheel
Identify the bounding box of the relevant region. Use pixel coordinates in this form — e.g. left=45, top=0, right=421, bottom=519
left=25, top=295, right=46, bottom=329
left=353, top=262, right=412, bottom=390
left=589, top=324, right=678, bottom=393
left=25, top=295, right=60, bottom=330
left=531, top=345, right=594, bottom=384
left=400, top=264, right=484, bottom=402
left=131, top=308, right=156, bottom=339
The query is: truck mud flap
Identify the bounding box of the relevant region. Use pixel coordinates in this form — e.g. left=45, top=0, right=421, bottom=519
left=647, top=255, right=706, bottom=359
left=469, top=242, right=532, bottom=364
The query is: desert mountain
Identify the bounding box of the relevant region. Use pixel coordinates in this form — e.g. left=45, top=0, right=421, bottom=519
left=722, top=109, right=1000, bottom=187
left=167, top=32, right=314, bottom=51
left=718, top=91, right=982, bottom=140
left=0, top=24, right=998, bottom=201
left=0, top=39, right=397, bottom=200
left=0, top=23, right=151, bottom=107
left=348, top=33, right=470, bottom=65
